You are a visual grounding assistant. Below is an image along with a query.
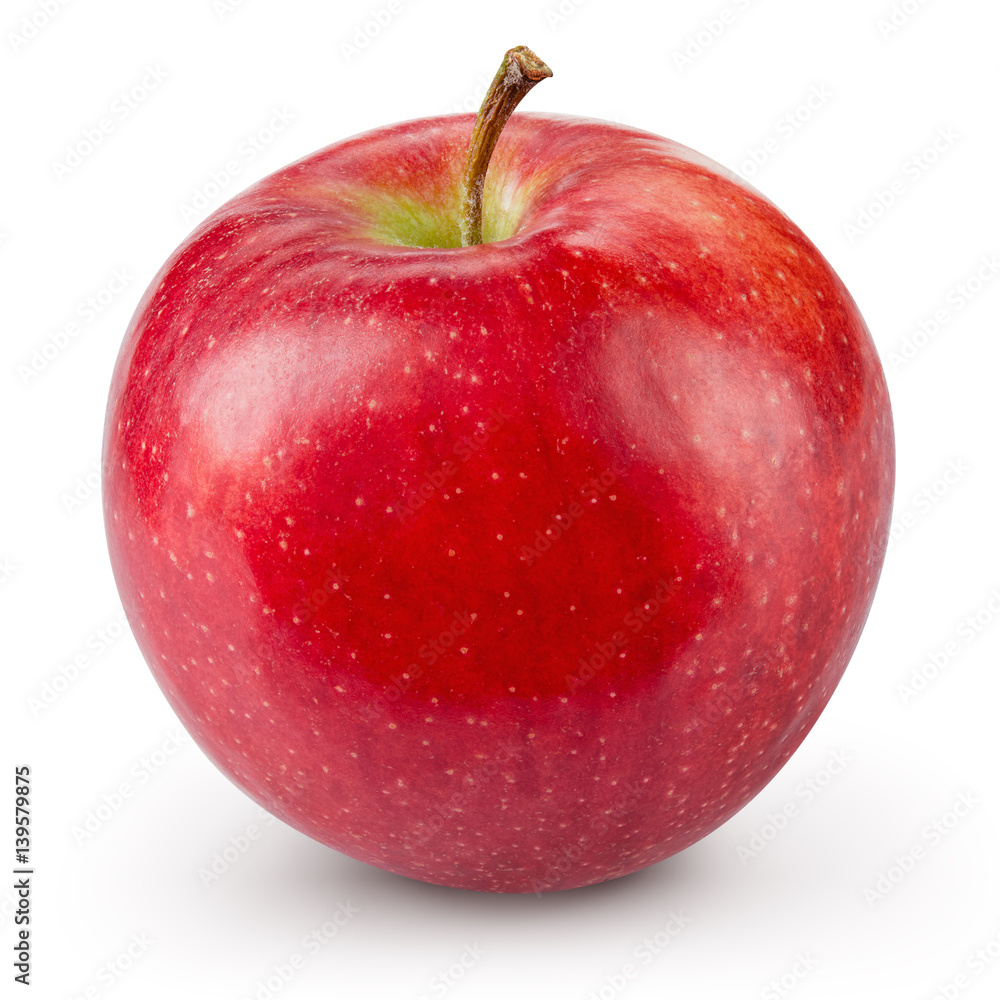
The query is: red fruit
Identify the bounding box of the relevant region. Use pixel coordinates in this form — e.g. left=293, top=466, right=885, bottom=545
left=104, top=69, right=893, bottom=892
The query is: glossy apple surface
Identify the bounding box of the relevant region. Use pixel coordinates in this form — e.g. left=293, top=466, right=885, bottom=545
left=103, top=111, right=894, bottom=892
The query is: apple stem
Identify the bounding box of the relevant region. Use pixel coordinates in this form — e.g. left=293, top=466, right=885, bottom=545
left=459, top=45, right=552, bottom=247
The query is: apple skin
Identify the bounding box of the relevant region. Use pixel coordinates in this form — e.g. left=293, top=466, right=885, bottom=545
left=103, top=111, right=893, bottom=893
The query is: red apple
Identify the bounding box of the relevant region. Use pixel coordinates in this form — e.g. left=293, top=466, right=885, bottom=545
left=103, top=49, right=893, bottom=893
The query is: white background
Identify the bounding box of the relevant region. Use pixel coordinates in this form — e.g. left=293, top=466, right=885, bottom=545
left=3, top=0, right=999, bottom=997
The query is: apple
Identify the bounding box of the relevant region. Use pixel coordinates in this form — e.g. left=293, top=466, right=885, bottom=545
left=103, top=47, right=894, bottom=893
